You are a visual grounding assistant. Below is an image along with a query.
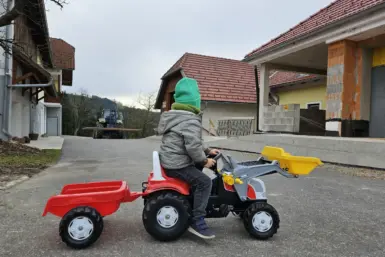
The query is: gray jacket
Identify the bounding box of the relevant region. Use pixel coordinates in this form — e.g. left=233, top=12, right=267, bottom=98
left=157, top=110, right=210, bottom=170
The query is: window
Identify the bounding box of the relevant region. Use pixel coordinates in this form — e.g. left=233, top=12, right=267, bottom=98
left=307, top=102, right=321, bottom=110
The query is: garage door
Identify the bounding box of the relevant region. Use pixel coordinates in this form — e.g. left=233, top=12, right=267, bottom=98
left=47, top=117, right=58, bottom=136
left=369, top=66, right=385, bottom=138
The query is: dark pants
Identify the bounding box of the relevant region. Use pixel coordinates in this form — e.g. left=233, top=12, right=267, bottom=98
left=165, top=165, right=212, bottom=222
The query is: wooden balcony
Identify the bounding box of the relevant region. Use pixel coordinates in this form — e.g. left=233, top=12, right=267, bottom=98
left=45, top=93, right=63, bottom=103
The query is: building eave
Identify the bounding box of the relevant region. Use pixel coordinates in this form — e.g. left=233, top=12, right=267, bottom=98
left=12, top=46, right=56, bottom=97
left=154, top=69, right=183, bottom=109
left=244, top=2, right=385, bottom=64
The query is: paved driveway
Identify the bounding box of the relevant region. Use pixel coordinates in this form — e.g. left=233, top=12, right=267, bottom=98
left=1, top=136, right=384, bottom=257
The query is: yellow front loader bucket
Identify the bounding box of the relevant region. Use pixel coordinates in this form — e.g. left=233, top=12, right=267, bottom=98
left=261, top=146, right=323, bottom=176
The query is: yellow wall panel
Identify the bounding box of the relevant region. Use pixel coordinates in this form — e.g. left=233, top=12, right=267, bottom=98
left=276, top=84, right=327, bottom=109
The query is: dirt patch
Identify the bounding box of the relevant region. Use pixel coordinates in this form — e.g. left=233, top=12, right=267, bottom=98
left=0, top=140, right=61, bottom=189
left=0, top=139, right=41, bottom=156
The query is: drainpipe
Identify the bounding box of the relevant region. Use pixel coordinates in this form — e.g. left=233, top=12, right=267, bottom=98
left=8, top=76, right=54, bottom=133
left=254, top=66, right=260, bottom=132
left=8, top=78, right=53, bottom=89
left=1, top=0, right=14, bottom=140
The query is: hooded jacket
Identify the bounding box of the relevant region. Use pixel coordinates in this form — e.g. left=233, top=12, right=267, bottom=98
left=157, top=109, right=210, bottom=170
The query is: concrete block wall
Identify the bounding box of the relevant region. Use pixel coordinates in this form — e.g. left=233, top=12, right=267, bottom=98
left=263, top=104, right=300, bottom=133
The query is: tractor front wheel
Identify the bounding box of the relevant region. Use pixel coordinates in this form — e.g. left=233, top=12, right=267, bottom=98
left=243, top=202, right=280, bottom=240
left=142, top=192, right=191, bottom=241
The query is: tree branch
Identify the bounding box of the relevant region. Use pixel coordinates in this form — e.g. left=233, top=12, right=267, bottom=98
left=49, top=0, right=68, bottom=9
left=0, top=0, right=27, bottom=27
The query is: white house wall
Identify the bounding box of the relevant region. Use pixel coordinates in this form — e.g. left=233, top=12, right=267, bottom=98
left=201, top=102, right=257, bottom=134
left=11, top=88, right=31, bottom=138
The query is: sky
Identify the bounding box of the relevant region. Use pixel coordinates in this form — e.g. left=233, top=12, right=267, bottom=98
left=45, top=0, right=333, bottom=107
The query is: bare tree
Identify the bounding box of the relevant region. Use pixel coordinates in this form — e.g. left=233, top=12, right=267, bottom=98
left=68, top=89, right=93, bottom=136
left=0, top=0, right=68, bottom=54
left=137, top=91, right=157, bottom=137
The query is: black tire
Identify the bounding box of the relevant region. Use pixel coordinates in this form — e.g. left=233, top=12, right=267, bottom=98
left=59, top=206, right=104, bottom=249
left=142, top=192, right=191, bottom=241
left=243, top=202, right=280, bottom=240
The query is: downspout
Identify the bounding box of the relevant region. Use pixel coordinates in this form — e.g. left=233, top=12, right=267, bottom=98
left=254, top=66, right=260, bottom=132
left=7, top=77, right=54, bottom=136
left=8, top=78, right=53, bottom=89
left=1, top=0, right=14, bottom=139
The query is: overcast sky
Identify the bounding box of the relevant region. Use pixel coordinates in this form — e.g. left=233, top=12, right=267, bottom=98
left=46, top=0, right=333, bottom=107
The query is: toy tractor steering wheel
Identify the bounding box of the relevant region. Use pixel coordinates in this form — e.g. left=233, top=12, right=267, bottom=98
left=205, top=152, right=223, bottom=173
left=212, top=152, right=223, bottom=161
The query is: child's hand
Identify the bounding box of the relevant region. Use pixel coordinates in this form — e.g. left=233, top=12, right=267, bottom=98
left=204, top=158, right=216, bottom=168
left=209, top=149, right=220, bottom=155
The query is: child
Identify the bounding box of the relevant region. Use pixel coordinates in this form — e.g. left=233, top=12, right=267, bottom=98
left=157, top=77, right=219, bottom=239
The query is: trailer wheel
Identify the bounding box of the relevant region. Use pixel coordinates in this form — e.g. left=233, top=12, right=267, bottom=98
left=142, top=192, right=191, bottom=241
left=243, top=202, right=279, bottom=240
left=59, top=206, right=104, bottom=249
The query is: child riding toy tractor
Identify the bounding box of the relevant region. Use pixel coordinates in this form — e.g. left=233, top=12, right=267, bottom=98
left=42, top=146, right=323, bottom=249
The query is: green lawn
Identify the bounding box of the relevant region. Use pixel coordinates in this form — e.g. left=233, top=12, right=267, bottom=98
left=0, top=149, right=62, bottom=168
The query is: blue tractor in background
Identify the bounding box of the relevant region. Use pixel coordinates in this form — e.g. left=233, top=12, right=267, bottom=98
left=94, top=108, right=125, bottom=139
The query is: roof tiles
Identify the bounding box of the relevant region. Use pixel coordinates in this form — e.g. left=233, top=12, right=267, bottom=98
left=246, top=0, right=385, bottom=58
left=50, top=38, right=75, bottom=70
left=165, top=53, right=257, bottom=103
left=162, top=53, right=323, bottom=103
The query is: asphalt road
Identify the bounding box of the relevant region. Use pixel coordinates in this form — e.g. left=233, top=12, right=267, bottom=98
left=0, top=136, right=384, bottom=257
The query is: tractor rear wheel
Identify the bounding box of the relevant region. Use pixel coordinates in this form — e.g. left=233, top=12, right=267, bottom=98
left=142, top=192, right=191, bottom=241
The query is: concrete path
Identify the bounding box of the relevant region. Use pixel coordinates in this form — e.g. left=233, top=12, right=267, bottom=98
left=208, top=134, right=385, bottom=169
left=28, top=136, right=64, bottom=150
left=0, top=136, right=384, bottom=257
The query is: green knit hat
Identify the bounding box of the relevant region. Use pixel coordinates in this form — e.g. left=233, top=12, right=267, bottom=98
left=174, top=77, right=201, bottom=109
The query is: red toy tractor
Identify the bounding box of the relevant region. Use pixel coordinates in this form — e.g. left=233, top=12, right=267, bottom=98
left=42, top=147, right=322, bottom=249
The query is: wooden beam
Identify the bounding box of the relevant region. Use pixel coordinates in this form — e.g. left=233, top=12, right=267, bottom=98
left=31, top=88, right=43, bottom=97
left=82, top=127, right=142, bottom=132
left=37, top=95, right=45, bottom=102
left=269, top=63, right=327, bottom=75
left=14, top=72, right=33, bottom=84
left=21, top=87, right=29, bottom=96
left=32, top=73, right=41, bottom=83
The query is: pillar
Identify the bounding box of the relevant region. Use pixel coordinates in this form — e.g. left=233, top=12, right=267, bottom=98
left=326, top=40, right=370, bottom=137
left=360, top=48, right=373, bottom=121
left=258, top=63, right=270, bottom=131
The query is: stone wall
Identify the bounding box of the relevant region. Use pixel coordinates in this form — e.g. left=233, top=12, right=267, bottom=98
left=217, top=118, right=254, bottom=137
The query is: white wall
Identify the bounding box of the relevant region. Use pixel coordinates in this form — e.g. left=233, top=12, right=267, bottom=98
left=201, top=101, right=257, bottom=134
left=11, top=88, right=31, bottom=137
left=34, top=102, right=46, bottom=135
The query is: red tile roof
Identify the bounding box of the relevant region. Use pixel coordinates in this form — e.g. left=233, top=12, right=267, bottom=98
left=163, top=53, right=257, bottom=103
left=246, top=0, right=385, bottom=58
left=50, top=38, right=75, bottom=70
left=269, top=72, right=320, bottom=87
left=255, top=69, right=322, bottom=88
left=159, top=53, right=324, bottom=105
